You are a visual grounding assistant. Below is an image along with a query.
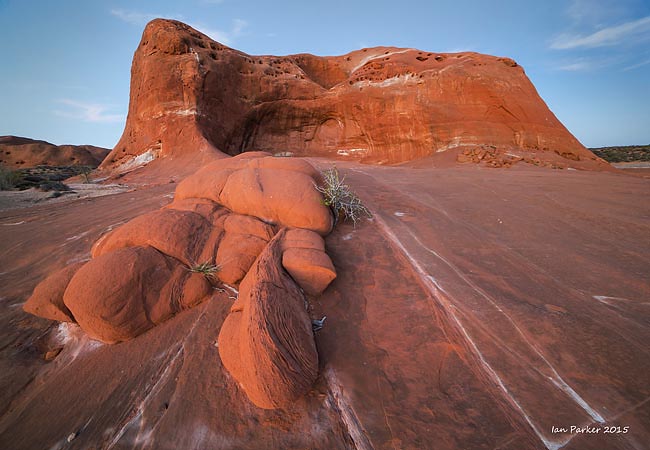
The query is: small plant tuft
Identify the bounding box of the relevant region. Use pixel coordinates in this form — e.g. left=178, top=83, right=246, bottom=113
left=315, top=167, right=372, bottom=226
left=188, top=262, right=221, bottom=280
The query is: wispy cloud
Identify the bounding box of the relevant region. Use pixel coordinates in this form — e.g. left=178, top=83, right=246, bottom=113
left=622, top=58, right=650, bottom=71
left=555, top=57, right=600, bottom=72
left=232, top=18, right=247, bottom=36
left=551, top=16, right=650, bottom=49
left=554, top=56, right=621, bottom=72
left=110, top=9, right=159, bottom=26
left=566, top=0, right=628, bottom=25
left=54, top=99, right=125, bottom=123
left=199, top=19, right=248, bottom=45
left=441, top=46, right=477, bottom=53
left=557, top=61, right=593, bottom=72
left=110, top=8, right=248, bottom=45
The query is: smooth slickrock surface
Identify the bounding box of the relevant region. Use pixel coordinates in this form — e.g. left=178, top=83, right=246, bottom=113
left=1, top=162, right=648, bottom=449
left=100, top=19, right=610, bottom=172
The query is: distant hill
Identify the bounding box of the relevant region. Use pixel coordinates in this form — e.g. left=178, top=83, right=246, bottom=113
left=590, top=145, right=650, bottom=163
left=0, top=136, right=110, bottom=168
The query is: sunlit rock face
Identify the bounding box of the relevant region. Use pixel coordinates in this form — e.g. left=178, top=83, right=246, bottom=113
left=101, top=19, right=606, bottom=171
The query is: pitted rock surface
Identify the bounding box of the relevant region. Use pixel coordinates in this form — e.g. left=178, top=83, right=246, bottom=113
left=101, top=19, right=610, bottom=172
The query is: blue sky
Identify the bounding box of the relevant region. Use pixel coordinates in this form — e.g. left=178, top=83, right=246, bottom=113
left=0, top=0, right=648, bottom=148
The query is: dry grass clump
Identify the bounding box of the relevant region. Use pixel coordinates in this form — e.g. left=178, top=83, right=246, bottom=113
left=316, top=167, right=371, bottom=226
left=188, top=262, right=221, bottom=280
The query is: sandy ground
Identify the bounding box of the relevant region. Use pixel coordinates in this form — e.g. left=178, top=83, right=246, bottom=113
left=0, top=183, right=132, bottom=212
left=612, top=162, right=650, bottom=168
left=0, top=163, right=648, bottom=450
left=612, top=162, right=650, bottom=177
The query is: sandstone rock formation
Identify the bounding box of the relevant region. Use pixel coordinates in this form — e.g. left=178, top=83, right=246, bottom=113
left=101, top=19, right=609, bottom=172
left=23, top=153, right=337, bottom=406
left=64, top=246, right=212, bottom=343
left=218, top=230, right=319, bottom=409
left=0, top=136, right=109, bottom=168
left=281, top=228, right=336, bottom=296
left=174, top=152, right=333, bottom=234
left=91, top=208, right=217, bottom=267
left=6, top=17, right=650, bottom=450
left=23, top=263, right=83, bottom=323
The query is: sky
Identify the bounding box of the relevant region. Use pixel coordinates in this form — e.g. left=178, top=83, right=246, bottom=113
left=0, top=0, right=648, bottom=149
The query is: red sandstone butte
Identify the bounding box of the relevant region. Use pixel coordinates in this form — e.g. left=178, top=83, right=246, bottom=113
left=100, top=19, right=609, bottom=173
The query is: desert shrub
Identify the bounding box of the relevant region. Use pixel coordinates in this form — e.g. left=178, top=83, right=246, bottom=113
left=590, top=145, right=650, bottom=163
left=315, top=167, right=371, bottom=226
left=0, top=166, right=22, bottom=190
left=189, top=262, right=220, bottom=280
left=79, top=166, right=93, bottom=183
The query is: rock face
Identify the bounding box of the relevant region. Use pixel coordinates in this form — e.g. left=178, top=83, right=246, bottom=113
left=218, top=230, right=319, bottom=409
left=64, top=246, right=212, bottom=343
left=0, top=136, right=109, bottom=168
left=23, top=263, right=82, bottom=322
left=174, top=152, right=332, bottom=234
left=281, top=228, right=336, bottom=296
left=102, top=19, right=607, bottom=171
left=23, top=153, right=337, bottom=406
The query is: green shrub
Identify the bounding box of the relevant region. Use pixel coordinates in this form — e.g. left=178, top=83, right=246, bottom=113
left=0, top=166, right=22, bottom=190
left=316, top=167, right=371, bottom=226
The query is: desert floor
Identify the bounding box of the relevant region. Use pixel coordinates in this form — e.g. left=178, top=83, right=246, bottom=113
left=0, top=162, right=648, bottom=450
